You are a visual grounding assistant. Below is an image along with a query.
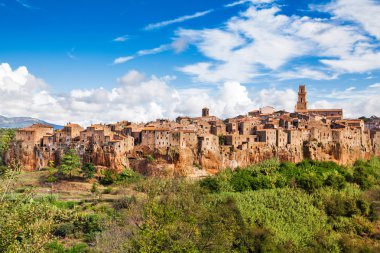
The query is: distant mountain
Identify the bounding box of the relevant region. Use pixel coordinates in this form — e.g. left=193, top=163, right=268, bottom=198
left=0, top=115, right=63, bottom=130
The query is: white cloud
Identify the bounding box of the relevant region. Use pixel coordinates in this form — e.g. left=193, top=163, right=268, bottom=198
left=225, top=0, right=274, bottom=8
left=326, top=0, right=380, bottom=40
left=310, top=86, right=380, bottom=118
left=320, top=51, right=380, bottom=73
left=173, top=1, right=380, bottom=83
left=1, top=63, right=378, bottom=126
left=369, top=83, right=380, bottom=88
left=345, top=86, right=356, bottom=92
left=0, top=63, right=304, bottom=125
left=144, top=9, right=214, bottom=30
left=113, top=35, right=129, bottom=42
left=16, top=0, right=38, bottom=9
left=137, top=44, right=171, bottom=56
left=113, top=56, right=134, bottom=64
left=113, top=44, right=171, bottom=65
left=278, top=67, right=338, bottom=80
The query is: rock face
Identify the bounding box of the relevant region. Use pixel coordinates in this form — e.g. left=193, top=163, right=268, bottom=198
left=5, top=137, right=380, bottom=177
left=5, top=142, right=129, bottom=172
left=125, top=140, right=379, bottom=177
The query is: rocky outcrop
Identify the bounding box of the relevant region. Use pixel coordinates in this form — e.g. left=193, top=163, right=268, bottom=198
left=5, top=142, right=129, bottom=172
left=304, top=142, right=373, bottom=165
left=5, top=139, right=379, bottom=177
left=82, top=144, right=129, bottom=173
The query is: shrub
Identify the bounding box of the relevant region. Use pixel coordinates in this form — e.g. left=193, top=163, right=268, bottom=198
left=353, top=166, right=374, bottom=190
left=200, top=176, right=221, bottom=193
left=250, top=175, right=272, bottom=190
left=100, top=169, right=116, bottom=186
left=113, top=195, right=136, bottom=210
left=103, top=187, right=112, bottom=194
left=324, top=173, right=346, bottom=189
left=275, top=176, right=288, bottom=188
left=81, top=163, right=96, bottom=179
left=45, top=241, right=88, bottom=253
left=297, top=173, right=323, bottom=193
left=230, top=169, right=253, bottom=192
left=74, top=214, right=103, bottom=243
left=116, top=168, right=142, bottom=184
left=91, top=182, right=98, bottom=194
left=225, top=188, right=330, bottom=250
left=54, top=223, right=75, bottom=238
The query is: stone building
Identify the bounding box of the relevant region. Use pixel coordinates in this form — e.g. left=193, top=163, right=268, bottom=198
left=202, top=107, right=209, bottom=117
left=16, top=124, right=54, bottom=150
left=286, top=129, right=303, bottom=147
left=295, top=85, right=343, bottom=120
left=276, top=130, right=288, bottom=148
left=238, top=119, right=260, bottom=135
left=295, top=85, right=308, bottom=113
left=154, top=129, right=171, bottom=149
left=56, top=123, right=84, bottom=144
left=198, top=134, right=219, bottom=153
left=256, top=129, right=277, bottom=146
left=225, top=134, right=256, bottom=149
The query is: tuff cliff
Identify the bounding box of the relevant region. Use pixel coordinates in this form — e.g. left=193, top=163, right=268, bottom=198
left=5, top=142, right=129, bottom=172
left=126, top=141, right=379, bottom=177
left=5, top=136, right=380, bottom=177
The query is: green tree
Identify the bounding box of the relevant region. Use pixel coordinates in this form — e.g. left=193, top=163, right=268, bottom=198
left=81, top=163, right=96, bottom=179
left=0, top=170, right=59, bottom=252
left=59, top=149, right=81, bottom=178
left=0, top=129, right=15, bottom=165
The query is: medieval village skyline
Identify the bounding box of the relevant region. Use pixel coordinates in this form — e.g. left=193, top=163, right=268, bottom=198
left=1, top=0, right=380, bottom=126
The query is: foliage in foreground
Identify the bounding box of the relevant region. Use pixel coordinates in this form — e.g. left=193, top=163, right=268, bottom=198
left=0, top=157, right=379, bottom=252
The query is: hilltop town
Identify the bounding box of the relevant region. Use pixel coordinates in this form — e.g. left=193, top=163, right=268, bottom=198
left=5, top=85, right=380, bottom=176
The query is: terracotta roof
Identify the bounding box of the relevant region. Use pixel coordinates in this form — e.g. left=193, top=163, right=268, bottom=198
left=65, top=123, right=83, bottom=128
left=19, top=123, right=53, bottom=131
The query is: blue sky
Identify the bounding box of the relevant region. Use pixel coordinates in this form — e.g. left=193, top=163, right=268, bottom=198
left=0, top=0, right=379, bottom=125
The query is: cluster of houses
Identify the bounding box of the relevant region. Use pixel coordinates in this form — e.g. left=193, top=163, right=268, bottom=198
left=14, top=86, right=380, bottom=162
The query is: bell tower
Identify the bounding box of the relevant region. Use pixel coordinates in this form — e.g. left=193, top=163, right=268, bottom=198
left=295, top=85, right=308, bottom=112
left=202, top=107, right=209, bottom=117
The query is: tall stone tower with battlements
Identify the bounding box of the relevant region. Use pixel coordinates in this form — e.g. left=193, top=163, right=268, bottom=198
left=202, top=107, right=210, bottom=117
left=295, top=85, right=308, bottom=113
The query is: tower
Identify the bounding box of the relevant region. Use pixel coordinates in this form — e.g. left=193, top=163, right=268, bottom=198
left=295, top=85, right=308, bottom=112
left=202, top=107, right=209, bottom=117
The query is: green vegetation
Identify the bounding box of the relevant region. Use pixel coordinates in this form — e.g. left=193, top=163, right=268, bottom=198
left=59, top=149, right=81, bottom=178
left=0, top=157, right=380, bottom=252
left=81, top=163, right=96, bottom=179
left=0, top=129, right=15, bottom=166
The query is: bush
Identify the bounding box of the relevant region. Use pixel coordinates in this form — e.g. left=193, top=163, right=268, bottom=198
left=225, top=188, right=331, bottom=251
left=113, top=195, right=136, bottom=210
left=230, top=169, right=254, bottom=192
left=116, top=168, right=142, bottom=184
left=74, top=214, right=103, bottom=243
left=91, top=182, right=98, bottom=194
left=200, top=176, right=221, bottom=193
left=81, top=163, right=96, bottom=179
left=100, top=169, right=116, bottom=186
left=102, top=187, right=112, bottom=194
left=324, top=173, right=346, bottom=189
left=45, top=241, right=88, bottom=253
left=54, top=223, right=75, bottom=238
left=353, top=166, right=374, bottom=190
left=297, top=173, right=323, bottom=193
left=250, top=175, right=272, bottom=190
